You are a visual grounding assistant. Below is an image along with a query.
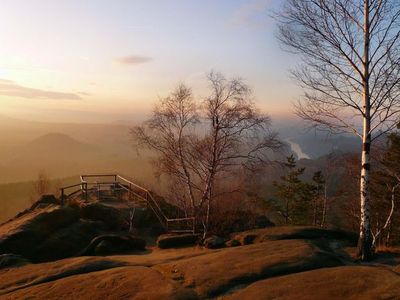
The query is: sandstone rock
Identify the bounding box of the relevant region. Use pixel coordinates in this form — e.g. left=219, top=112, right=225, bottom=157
left=32, top=219, right=108, bottom=261
left=155, top=239, right=343, bottom=298
left=0, top=205, right=80, bottom=261
left=30, top=194, right=61, bottom=210
left=80, top=202, right=125, bottom=230
left=231, top=226, right=357, bottom=246
left=225, top=266, right=400, bottom=300
left=81, top=234, right=146, bottom=256
left=157, top=233, right=200, bottom=249
left=226, top=239, right=241, bottom=247
left=204, top=235, right=226, bottom=249
left=3, top=265, right=198, bottom=300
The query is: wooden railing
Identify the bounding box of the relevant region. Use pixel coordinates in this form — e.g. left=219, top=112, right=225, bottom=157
left=60, top=174, right=196, bottom=234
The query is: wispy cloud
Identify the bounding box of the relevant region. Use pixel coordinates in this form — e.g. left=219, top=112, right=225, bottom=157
left=115, top=55, right=153, bottom=65
left=0, top=79, right=82, bottom=100
left=78, top=92, right=91, bottom=96
left=229, top=0, right=273, bottom=29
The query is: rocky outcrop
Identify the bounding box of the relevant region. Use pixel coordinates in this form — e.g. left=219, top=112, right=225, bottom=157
left=0, top=197, right=157, bottom=262
left=0, top=205, right=80, bottom=261
left=30, top=194, right=61, bottom=210
left=80, top=202, right=125, bottom=230
left=155, top=239, right=343, bottom=298
left=224, top=266, right=400, bottom=300
left=0, top=226, right=398, bottom=299
left=3, top=265, right=198, bottom=300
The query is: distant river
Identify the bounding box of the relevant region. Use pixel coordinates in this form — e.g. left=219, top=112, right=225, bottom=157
left=286, top=139, right=310, bottom=160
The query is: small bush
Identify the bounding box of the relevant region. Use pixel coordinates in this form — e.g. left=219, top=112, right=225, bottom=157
left=207, top=210, right=274, bottom=237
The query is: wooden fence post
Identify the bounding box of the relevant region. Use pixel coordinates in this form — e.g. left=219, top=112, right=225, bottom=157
left=85, top=182, right=88, bottom=201
left=61, top=188, right=64, bottom=205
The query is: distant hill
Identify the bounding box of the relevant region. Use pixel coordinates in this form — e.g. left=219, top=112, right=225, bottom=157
left=0, top=116, right=159, bottom=184
left=0, top=130, right=156, bottom=185
left=1, top=132, right=103, bottom=176
left=15, top=133, right=95, bottom=158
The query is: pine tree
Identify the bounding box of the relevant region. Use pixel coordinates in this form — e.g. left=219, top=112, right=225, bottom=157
left=311, top=171, right=326, bottom=227
left=274, top=155, right=314, bottom=225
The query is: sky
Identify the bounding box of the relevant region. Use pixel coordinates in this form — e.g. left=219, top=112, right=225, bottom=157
left=0, top=0, right=300, bottom=123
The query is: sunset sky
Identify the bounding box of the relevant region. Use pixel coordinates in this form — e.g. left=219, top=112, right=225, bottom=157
left=0, top=0, right=299, bottom=123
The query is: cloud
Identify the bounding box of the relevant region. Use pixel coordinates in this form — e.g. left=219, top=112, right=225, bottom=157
left=78, top=92, right=91, bottom=96
left=0, top=79, right=82, bottom=100
left=115, top=55, right=153, bottom=65
left=229, top=0, right=272, bottom=29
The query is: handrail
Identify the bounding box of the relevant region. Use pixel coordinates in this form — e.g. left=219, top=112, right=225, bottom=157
left=116, top=174, right=167, bottom=221
left=81, top=174, right=117, bottom=178
left=117, top=175, right=148, bottom=193
left=61, top=183, right=84, bottom=190
left=85, top=181, right=118, bottom=186
left=167, top=217, right=195, bottom=222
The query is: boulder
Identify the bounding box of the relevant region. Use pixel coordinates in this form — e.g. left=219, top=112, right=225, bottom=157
left=80, top=234, right=146, bottom=256
left=0, top=254, right=29, bottom=269
left=204, top=235, right=226, bottom=249
left=157, top=233, right=200, bottom=249
left=226, top=239, right=241, bottom=247
left=231, top=226, right=358, bottom=247
left=234, top=233, right=258, bottom=246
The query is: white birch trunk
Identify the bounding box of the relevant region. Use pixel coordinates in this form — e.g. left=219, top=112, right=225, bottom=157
left=358, top=128, right=372, bottom=259
left=358, top=0, right=373, bottom=260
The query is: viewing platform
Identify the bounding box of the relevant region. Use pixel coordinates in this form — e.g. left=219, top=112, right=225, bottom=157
left=60, top=174, right=196, bottom=234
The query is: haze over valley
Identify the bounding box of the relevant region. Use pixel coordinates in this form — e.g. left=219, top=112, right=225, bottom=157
left=0, top=113, right=362, bottom=223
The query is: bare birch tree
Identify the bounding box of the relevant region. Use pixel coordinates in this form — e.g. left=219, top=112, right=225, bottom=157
left=132, top=72, right=281, bottom=235
left=277, top=0, right=400, bottom=260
